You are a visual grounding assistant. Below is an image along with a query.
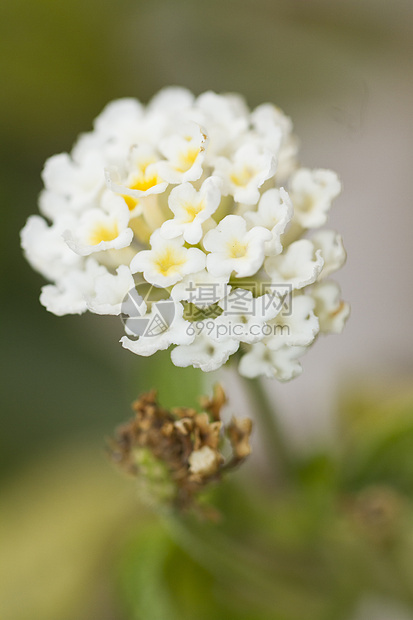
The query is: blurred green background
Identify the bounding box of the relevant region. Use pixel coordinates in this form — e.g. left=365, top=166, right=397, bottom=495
left=1, top=1, right=413, bottom=618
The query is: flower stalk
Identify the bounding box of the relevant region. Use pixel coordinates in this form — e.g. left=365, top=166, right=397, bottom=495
left=246, top=376, right=292, bottom=484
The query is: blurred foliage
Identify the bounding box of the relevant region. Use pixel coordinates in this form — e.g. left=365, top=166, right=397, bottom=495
left=114, top=385, right=413, bottom=620
left=0, top=441, right=137, bottom=620
left=3, top=383, right=413, bottom=619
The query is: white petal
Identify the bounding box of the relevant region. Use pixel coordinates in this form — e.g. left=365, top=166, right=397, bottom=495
left=148, top=87, right=195, bottom=113
left=239, top=343, right=306, bottom=381
left=131, top=232, right=206, bottom=287
left=265, top=239, right=324, bottom=290
left=157, top=124, right=208, bottom=184
left=21, top=214, right=81, bottom=280
left=172, top=332, right=239, bottom=372
left=121, top=301, right=194, bottom=357
left=289, top=168, right=341, bottom=228
left=251, top=103, right=298, bottom=182
left=160, top=176, right=222, bottom=244
left=171, top=269, right=230, bottom=307
left=42, top=152, right=104, bottom=211
left=87, top=265, right=135, bottom=315
left=265, top=294, right=319, bottom=350
left=39, top=259, right=106, bottom=316
left=204, top=215, right=271, bottom=278
left=311, top=230, right=347, bottom=279
left=213, top=144, right=276, bottom=206
left=63, top=200, right=133, bottom=256
left=244, top=187, right=293, bottom=256
left=94, top=98, right=144, bottom=134
left=311, top=281, right=350, bottom=334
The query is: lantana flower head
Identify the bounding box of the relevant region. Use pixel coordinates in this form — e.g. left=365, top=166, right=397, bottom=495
left=21, top=87, right=349, bottom=380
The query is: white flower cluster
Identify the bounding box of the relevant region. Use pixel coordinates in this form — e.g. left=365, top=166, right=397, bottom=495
left=21, top=87, right=349, bottom=381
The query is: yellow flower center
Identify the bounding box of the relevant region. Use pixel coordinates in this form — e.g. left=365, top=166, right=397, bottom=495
left=129, top=171, right=161, bottom=192
left=122, top=194, right=139, bottom=211
left=176, top=148, right=199, bottom=173
left=119, top=158, right=163, bottom=210
left=154, top=247, right=186, bottom=276
left=230, top=166, right=255, bottom=187
left=89, top=221, right=119, bottom=245
left=296, top=194, right=315, bottom=213
left=183, top=201, right=205, bottom=223
left=228, top=239, right=248, bottom=259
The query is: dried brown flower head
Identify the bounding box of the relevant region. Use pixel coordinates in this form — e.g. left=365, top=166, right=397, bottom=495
left=109, top=385, right=252, bottom=510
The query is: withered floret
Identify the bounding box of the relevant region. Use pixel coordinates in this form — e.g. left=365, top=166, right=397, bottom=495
left=109, top=386, right=252, bottom=510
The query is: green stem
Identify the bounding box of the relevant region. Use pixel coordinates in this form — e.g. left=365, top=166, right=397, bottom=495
left=161, top=512, right=330, bottom=618
left=246, top=377, right=292, bottom=485
left=162, top=513, right=288, bottom=610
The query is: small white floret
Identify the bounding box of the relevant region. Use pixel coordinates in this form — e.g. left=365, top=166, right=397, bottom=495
left=87, top=265, right=135, bottom=315
left=204, top=214, right=272, bottom=278
left=157, top=123, right=208, bottom=184
left=121, top=300, right=194, bottom=357
left=20, top=214, right=81, bottom=281
left=311, top=230, right=347, bottom=279
left=289, top=168, right=341, bottom=228
left=160, top=177, right=222, bottom=245
left=265, top=239, right=324, bottom=290
left=105, top=144, right=168, bottom=215
left=42, top=151, right=105, bottom=212
left=194, top=91, right=249, bottom=156
left=213, top=143, right=276, bottom=205
left=251, top=104, right=298, bottom=182
left=40, top=259, right=106, bottom=316
left=213, top=289, right=282, bottom=344
left=311, top=281, right=350, bottom=334
left=130, top=230, right=206, bottom=287
left=171, top=269, right=231, bottom=308
left=264, top=294, right=319, bottom=350
left=171, top=329, right=239, bottom=372
left=244, top=188, right=293, bottom=256
left=238, top=342, right=306, bottom=381
left=63, top=192, right=133, bottom=256
left=148, top=87, right=195, bottom=114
